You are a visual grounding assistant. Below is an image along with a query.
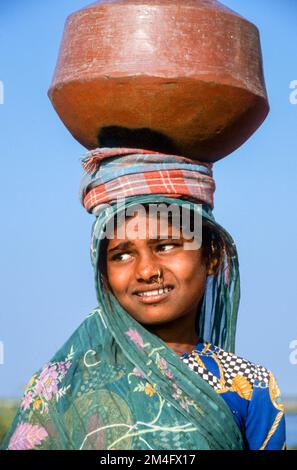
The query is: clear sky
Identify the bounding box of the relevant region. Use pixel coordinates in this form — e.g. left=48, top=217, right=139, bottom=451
left=0, top=0, right=296, bottom=398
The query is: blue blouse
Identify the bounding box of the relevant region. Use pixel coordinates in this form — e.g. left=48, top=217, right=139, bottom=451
left=179, top=338, right=286, bottom=450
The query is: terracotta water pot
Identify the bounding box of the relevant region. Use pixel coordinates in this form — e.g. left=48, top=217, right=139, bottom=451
left=48, top=0, right=269, bottom=162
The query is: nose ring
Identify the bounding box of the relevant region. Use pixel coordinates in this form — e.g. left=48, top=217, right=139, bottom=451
left=157, top=269, right=162, bottom=284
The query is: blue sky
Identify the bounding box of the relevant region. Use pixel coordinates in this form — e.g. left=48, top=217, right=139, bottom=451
left=0, top=0, right=296, bottom=398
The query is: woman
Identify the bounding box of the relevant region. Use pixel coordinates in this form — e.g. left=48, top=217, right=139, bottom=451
left=2, top=148, right=286, bottom=450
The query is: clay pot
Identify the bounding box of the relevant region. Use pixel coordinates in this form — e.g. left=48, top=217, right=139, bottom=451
left=48, top=0, right=269, bottom=162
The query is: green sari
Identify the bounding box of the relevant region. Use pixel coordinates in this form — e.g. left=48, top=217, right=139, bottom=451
left=2, top=196, right=244, bottom=450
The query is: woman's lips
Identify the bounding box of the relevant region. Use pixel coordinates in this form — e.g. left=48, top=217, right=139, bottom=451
left=134, top=287, right=173, bottom=304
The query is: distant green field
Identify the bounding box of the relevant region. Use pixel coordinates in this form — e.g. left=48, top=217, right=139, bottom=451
left=283, top=397, right=297, bottom=414
left=1, top=398, right=296, bottom=449
left=0, top=399, right=19, bottom=445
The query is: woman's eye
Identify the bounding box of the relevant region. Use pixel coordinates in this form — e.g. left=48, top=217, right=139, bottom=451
left=110, top=243, right=180, bottom=261
left=158, top=243, right=179, bottom=252
left=111, top=252, right=131, bottom=261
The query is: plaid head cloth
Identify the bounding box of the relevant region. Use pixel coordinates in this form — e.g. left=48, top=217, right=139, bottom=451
left=79, top=147, right=216, bottom=214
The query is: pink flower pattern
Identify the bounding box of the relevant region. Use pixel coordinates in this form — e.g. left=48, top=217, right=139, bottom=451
left=164, top=369, right=174, bottom=379
left=133, top=367, right=145, bottom=378
left=156, top=355, right=174, bottom=381
left=21, top=392, right=33, bottom=411
left=125, top=328, right=145, bottom=351
left=126, top=331, right=193, bottom=414
left=8, top=423, right=48, bottom=450
left=20, top=347, right=74, bottom=414
left=159, top=358, right=168, bottom=370
left=34, top=364, right=60, bottom=401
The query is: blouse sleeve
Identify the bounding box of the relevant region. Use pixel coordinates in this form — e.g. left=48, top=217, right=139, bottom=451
left=244, top=369, right=286, bottom=450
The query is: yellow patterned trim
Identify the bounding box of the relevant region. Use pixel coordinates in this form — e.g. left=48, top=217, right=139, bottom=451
left=192, top=350, right=229, bottom=393
left=201, top=342, right=212, bottom=354
left=259, top=410, right=284, bottom=450
left=230, top=375, right=253, bottom=400
left=211, top=352, right=228, bottom=389
left=268, top=372, right=285, bottom=412
left=259, top=372, right=285, bottom=449
left=192, top=351, right=206, bottom=370
left=193, top=349, right=233, bottom=394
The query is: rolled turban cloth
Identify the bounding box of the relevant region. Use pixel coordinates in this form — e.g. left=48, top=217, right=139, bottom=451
left=79, top=147, right=215, bottom=214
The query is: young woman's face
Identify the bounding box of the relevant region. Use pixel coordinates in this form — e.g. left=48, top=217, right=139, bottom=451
left=106, top=211, right=209, bottom=327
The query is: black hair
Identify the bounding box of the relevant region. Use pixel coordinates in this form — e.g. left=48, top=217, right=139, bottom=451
left=98, top=126, right=181, bottom=155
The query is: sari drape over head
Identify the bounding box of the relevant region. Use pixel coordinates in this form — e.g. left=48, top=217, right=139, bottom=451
left=2, top=148, right=245, bottom=450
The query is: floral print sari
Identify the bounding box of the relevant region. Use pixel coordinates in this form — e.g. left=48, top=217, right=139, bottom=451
left=2, top=195, right=246, bottom=450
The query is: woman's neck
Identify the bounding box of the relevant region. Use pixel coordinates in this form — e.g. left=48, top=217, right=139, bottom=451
left=146, top=311, right=199, bottom=356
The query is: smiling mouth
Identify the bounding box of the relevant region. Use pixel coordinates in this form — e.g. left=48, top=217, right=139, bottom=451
left=134, top=286, right=173, bottom=303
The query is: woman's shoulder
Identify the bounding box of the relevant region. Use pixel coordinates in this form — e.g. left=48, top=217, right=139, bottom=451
left=1, top=307, right=108, bottom=450
left=40, top=306, right=107, bottom=366
left=200, top=340, right=271, bottom=389
left=181, top=339, right=286, bottom=449
left=14, top=307, right=106, bottom=415
left=182, top=338, right=281, bottom=402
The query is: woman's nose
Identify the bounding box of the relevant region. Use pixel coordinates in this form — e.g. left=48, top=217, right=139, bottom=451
left=135, top=251, right=160, bottom=282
